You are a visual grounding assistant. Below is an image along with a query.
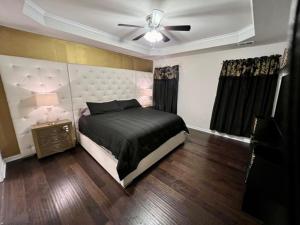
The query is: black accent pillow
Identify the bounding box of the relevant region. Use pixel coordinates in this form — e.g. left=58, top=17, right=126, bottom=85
left=86, top=101, right=121, bottom=115
left=118, top=99, right=141, bottom=110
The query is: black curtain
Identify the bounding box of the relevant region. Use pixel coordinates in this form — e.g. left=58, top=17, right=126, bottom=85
left=210, top=56, right=281, bottom=137
left=286, top=0, right=300, bottom=223
left=153, top=65, right=179, bottom=114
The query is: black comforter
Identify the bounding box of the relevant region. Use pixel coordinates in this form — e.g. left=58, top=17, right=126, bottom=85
left=79, top=107, right=188, bottom=180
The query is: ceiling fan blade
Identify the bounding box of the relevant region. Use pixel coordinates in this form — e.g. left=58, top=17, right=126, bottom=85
left=164, top=25, right=191, bottom=31
left=132, top=33, right=146, bottom=41
left=160, top=32, right=170, bottom=42
left=118, top=24, right=144, bottom=28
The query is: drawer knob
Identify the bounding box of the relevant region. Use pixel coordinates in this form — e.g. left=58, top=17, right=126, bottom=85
left=62, top=125, right=69, bottom=132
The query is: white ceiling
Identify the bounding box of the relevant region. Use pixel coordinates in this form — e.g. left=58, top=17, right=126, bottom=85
left=0, top=0, right=291, bottom=59
left=31, top=0, right=252, bottom=44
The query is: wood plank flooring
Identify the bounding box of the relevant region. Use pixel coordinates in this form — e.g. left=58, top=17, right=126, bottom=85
left=0, top=129, right=260, bottom=225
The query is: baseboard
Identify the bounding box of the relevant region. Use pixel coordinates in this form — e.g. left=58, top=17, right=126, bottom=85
left=4, top=153, right=36, bottom=163
left=0, top=159, right=6, bottom=182
left=187, top=124, right=250, bottom=143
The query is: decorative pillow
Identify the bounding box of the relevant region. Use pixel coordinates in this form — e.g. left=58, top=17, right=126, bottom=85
left=118, top=99, right=141, bottom=110
left=79, top=107, right=91, bottom=117
left=86, top=101, right=121, bottom=115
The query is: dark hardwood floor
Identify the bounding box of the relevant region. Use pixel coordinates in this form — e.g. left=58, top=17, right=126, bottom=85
left=0, top=129, right=260, bottom=225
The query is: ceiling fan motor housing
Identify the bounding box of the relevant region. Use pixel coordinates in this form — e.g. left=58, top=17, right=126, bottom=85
left=147, top=9, right=164, bottom=29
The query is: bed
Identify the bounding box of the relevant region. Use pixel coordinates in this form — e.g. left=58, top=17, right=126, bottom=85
left=67, top=64, right=188, bottom=187
left=78, top=101, right=188, bottom=187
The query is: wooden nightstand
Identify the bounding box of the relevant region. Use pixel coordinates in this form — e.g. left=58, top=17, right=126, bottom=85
left=31, top=119, right=76, bottom=159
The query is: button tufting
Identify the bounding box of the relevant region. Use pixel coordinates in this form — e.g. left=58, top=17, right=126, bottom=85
left=0, top=61, right=152, bottom=158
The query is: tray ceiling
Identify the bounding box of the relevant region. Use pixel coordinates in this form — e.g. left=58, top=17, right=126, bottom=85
left=0, top=0, right=290, bottom=58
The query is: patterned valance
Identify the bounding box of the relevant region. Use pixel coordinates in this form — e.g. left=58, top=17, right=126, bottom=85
left=154, top=65, right=179, bottom=80
left=220, top=55, right=281, bottom=77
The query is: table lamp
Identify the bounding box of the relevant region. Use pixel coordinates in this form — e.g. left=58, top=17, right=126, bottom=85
left=34, top=93, right=59, bottom=124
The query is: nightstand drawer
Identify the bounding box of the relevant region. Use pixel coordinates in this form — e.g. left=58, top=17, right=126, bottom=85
left=38, top=142, right=72, bottom=156
left=38, top=125, right=70, bottom=136
left=38, top=129, right=71, bottom=142
left=32, top=120, right=76, bottom=158
left=38, top=136, right=72, bottom=148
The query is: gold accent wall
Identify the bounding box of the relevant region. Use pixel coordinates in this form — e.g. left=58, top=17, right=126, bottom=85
left=0, top=77, right=20, bottom=158
left=0, top=26, right=152, bottom=72
left=0, top=26, right=153, bottom=158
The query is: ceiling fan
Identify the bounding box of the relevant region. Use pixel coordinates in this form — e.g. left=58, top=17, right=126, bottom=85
left=118, top=9, right=191, bottom=43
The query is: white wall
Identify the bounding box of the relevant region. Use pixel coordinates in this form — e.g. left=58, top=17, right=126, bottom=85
left=154, top=42, right=287, bottom=136
left=0, top=152, right=6, bottom=182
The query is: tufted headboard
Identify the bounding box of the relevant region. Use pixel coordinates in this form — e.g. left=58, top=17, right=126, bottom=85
left=69, top=64, right=134, bottom=126
left=68, top=64, right=153, bottom=129
left=0, top=55, right=73, bottom=157
left=0, top=55, right=153, bottom=157
left=135, top=71, right=154, bottom=107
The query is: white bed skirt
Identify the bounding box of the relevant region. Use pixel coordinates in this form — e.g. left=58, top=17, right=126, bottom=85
left=78, top=131, right=187, bottom=187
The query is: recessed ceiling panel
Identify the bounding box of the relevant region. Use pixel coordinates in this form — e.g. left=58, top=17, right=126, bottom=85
left=31, top=0, right=253, bottom=48
left=1, top=0, right=290, bottom=57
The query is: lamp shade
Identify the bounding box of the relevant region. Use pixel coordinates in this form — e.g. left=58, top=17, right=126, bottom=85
left=35, top=93, right=59, bottom=106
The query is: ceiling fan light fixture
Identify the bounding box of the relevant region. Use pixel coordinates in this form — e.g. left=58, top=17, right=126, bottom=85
left=144, top=30, right=163, bottom=43
left=118, top=9, right=190, bottom=43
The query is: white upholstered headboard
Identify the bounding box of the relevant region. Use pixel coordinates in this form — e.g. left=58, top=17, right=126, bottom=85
left=0, top=55, right=73, bottom=156
left=68, top=64, right=135, bottom=125
left=135, top=71, right=154, bottom=106
left=68, top=64, right=153, bottom=128
left=0, top=55, right=153, bottom=157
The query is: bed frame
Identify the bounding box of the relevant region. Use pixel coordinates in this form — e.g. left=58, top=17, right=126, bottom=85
left=68, top=63, right=187, bottom=187
left=79, top=131, right=186, bottom=187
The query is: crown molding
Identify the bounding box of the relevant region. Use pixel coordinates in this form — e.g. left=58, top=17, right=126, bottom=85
left=23, top=0, right=255, bottom=58
left=23, top=0, right=150, bottom=56
left=150, top=24, right=255, bottom=56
